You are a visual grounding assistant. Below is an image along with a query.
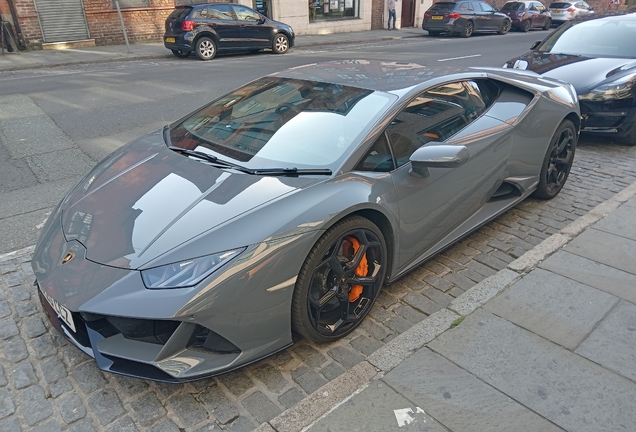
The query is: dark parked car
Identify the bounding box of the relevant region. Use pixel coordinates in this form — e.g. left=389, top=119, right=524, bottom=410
left=504, top=12, right=636, bottom=145
left=422, top=0, right=512, bottom=37
left=499, top=1, right=552, bottom=31
left=163, top=3, right=294, bottom=60
left=548, top=0, right=594, bottom=25
left=33, top=60, right=580, bottom=381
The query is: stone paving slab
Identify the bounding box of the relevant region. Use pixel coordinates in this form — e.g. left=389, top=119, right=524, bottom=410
left=306, top=380, right=448, bottom=432
left=590, top=199, right=636, bottom=241
left=483, top=268, right=619, bottom=349
left=428, top=309, right=636, bottom=432
left=575, top=300, right=636, bottom=383
left=564, top=229, right=636, bottom=276
left=539, top=251, right=636, bottom=303
left=383, top=348, right=564, bottom=432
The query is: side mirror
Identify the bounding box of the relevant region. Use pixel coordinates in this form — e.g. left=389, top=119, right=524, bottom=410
left=409, top=144, right=469, bottom=177
left=530, top=40, right=541, bottom=50
left=258, top=16, right=266, bottom=24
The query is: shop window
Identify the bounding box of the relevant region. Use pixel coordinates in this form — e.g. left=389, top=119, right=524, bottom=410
left=111, top=0, right=150, bottom=8
left=309, top=0, right=358, bottom=22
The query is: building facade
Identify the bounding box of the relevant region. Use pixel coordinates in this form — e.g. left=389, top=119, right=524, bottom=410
left=0, top=0, right=626, bottom=50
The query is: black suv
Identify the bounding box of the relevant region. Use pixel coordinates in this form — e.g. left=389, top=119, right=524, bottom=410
left=164, top=3, right=295, bottom=60
left=422, top=1, right=512, bottom=37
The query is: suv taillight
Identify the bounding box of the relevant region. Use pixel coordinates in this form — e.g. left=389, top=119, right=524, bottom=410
left=182, top=20, right=194, bottom=31
left=424, top=13, right=431, bottom=18
left=446, top=12, right=461, bottom=19
left=567, top=7, right=576, bottom=11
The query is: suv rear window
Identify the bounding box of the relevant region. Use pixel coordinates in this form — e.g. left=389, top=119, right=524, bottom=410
left=168, top=7, right=192, bottom=20
left=501, top=2, right=525, bottom=10
left=428, top=2, right=457, bottom=11
left=549, top=2, right=572, bottom=7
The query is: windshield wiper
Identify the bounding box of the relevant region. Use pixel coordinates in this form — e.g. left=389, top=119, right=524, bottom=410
left=248, top=167, right=333, bottom=177
left=168, top=146, right=219, bottom=164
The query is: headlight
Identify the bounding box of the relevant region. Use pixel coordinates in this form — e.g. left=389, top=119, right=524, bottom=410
left=141, top=249, right=244, bottom=289
left=579, top=73, right=636, bottom=101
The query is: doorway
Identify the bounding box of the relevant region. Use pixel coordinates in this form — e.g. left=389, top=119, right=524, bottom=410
left=401, top=0, right=415, bottom=27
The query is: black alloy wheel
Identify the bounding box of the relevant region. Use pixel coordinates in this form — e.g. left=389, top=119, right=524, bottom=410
left=533, top=119, right=577, bottom=199
left=523, top=19, right=532, bottom=32
left=292, top=216, right=387, bottom=343
left=273, top=34, right=289, bottom=54
left=171, top=50, right=191, bottom=58
left=498, top=19, right=511, bottom=34
left=195, top=37, right=217, bottom=61
left=460, top=21, right=474, bottom=37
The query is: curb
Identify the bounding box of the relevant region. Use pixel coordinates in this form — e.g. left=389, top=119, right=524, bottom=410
left=256, top=179, right=636, bottom=432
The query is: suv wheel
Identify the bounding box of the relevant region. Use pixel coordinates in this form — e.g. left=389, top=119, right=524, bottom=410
left=523, top=19, right=531, bottom=32
left=195, top=37, right=217, bottom=61
left=460, top=21, right=474, bottom=37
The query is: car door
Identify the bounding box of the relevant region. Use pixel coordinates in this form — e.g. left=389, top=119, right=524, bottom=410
left=232, top=4, right=272, bottom=49
left=476, top=1, right=500, bottom=30
left=386, top=80, right=512, bottom=269
left=203, top=4, right=241, bottom=50
left=532, top=2, right=549, bottom=27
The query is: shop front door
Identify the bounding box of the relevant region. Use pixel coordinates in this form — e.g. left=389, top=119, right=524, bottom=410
left=400, top=0, right=415, bottom=27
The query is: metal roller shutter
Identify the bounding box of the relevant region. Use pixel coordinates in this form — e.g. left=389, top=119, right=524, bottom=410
left=34, top=0, right=90, bottom=43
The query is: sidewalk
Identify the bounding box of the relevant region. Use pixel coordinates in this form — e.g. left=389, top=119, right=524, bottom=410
left=0, top=28, right=424, bottom=72
left=262, top=182, right=636, bottom=432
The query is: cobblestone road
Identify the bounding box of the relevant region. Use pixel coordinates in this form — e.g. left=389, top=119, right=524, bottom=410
left=1, top=139, right=635, bottom=432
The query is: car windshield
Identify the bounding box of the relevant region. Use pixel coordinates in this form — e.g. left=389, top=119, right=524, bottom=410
left=168, top=77, right=395, bottom=171
left=501, top=2, right=525, bottom=10
left=538, top=17, right=636, bottom=58
left=549, top=2, right=572, bottom=7
left=428, top=2, right=457, bottom=11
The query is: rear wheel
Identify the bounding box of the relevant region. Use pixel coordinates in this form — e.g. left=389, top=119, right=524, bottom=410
left=171, top=49, right=191, bottom=58
left=460, top=21, right=474, bottom=38
left=532, top=120, right=577, bottom=199
left=543, top=18, right=552, bottom=30
left=498, top=19, right=511, bottom=35
left=522, top=19, right=531, bottom=32
left=272, top=34, right=289, bottom=54
left=195, top=37, right=216, bottom=61
left=291, top=216, right=387, bottom=343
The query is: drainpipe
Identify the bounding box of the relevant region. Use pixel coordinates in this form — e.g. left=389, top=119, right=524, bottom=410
left=6, top=0, right=25, bottom=49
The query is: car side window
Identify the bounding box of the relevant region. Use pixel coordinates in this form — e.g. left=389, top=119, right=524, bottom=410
left=233, top=5, right=261, bottom=21
left=387, top=81, right=484, bottom=168
left=480, top=2, right=496, bottom=12
left=354, top=133, right=395, bottom=172
left=458, top=2, right=474, bottom=11
left=208, top=4, right=234, bottom=20
left=191, top=7, right=208, bottom=19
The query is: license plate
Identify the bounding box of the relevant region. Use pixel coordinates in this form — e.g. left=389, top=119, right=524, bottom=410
left=432, top=15, right=443, bottom=20
left=165, top=37, right=176, bottom=43
left=40, top=287, right=76, bottom=333
left=553, top=9, right=562, bottom=13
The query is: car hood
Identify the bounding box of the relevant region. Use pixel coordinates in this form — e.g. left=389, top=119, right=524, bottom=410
left=60, top=131, right=316, bottom=269
left=505, top=52, right=636, bottom=92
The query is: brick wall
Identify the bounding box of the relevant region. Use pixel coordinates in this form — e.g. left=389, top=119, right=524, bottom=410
left=12, top=0, right=41, bottom=47
left=371, top=0, right=384, bottom=29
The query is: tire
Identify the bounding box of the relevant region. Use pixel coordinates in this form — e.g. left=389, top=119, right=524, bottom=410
left=272, top=34, right=289, bottom=54
left=428, top=30, right=441, bottom=36
left=543, top=18, right=552, bottom=30
left=522, top=19, right=531, bottom=32
left=171, top=49, right=191, bottom=58
left=532, top=120, right=577, bottom=200
left=291, top=216, right=387, bottom=343
left=616, top=123, right=636, bottom=146
left=460, top=21, right=474, bottom=38
left=195, top=37, right=216, bottom=61
left=498, top=19, right=511, bottom=35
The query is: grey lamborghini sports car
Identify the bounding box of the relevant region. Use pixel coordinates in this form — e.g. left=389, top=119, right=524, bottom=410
left=33, top=60, right=580, bottom=382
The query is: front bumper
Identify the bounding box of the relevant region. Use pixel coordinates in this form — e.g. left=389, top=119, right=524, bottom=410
left=579, top=99, right=636, bottom=139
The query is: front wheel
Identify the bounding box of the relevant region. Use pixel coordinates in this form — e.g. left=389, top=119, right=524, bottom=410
left=291, top=216, right=387, bottom=343
left=273, top=34, right=289, bottom=54
left=522, top=19, right=532, bottom=32
left=460, top=21, right=474, bottom=38
left=171, top=49, right=191, bottom=58
left=498, top=19, right=511, bottom=35
left=532, top=119, right=577, bottom=199
left=195, top=37, right=217, bottom=61
left=543, top=18, right=552, bottom=30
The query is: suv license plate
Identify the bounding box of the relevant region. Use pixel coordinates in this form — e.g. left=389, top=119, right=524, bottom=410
left=40, top=287, right=76, bottom=333
left=165, top=37, right=176, bottom=43
left=432, top=15, right=443, bottom=19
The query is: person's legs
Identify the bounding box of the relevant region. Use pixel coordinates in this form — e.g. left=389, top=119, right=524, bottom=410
left=388, top=9, right=396, bottom=29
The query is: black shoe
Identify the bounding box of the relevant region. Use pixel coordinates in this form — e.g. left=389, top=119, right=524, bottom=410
left=387, top=27, right=391, bottom=30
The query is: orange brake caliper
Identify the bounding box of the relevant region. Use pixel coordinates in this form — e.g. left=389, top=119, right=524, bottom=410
left=344, top=237, right=368, bottom=302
